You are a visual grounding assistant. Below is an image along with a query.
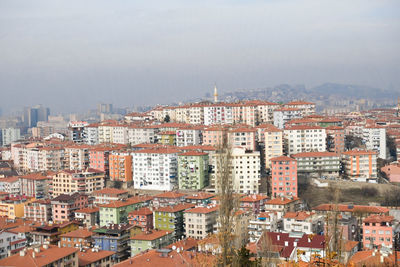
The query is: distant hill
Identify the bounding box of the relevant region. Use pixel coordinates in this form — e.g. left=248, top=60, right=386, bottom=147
left=309, top=83, right=397, bottom=99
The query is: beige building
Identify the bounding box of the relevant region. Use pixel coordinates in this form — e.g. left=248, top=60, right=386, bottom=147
left=52, top=169, right=105, bottom=197
left=184, top=205, right=218, bottom=240
left=262, top=124, right=283, bottom=169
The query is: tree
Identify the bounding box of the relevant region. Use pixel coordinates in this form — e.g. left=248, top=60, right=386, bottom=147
left=164, top=114, right=170, bottom=123
left=113, top=180, right=123, bottom=189
left=236, top=246, right=253, bottom=267
left=215, top=142, right=237, bottom=266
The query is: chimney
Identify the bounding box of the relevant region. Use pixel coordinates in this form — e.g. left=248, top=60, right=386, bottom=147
left=380, top=255, right=384, bottom=263
left=19, top=250, right=25, bottom=257
left=32, top=252, right=36, bottom=258
left=58, top=241, right=61, bottom=248
left=277, top=235, right=280, bottom=241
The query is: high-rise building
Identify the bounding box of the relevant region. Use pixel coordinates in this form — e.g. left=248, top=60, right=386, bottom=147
left=271, top=156, right=298, bottom=197
left=1, top=128, right=21, bottom=146
left=23, top=105, right=49, bottom=127
left=97, top=103, right=113, bottom=114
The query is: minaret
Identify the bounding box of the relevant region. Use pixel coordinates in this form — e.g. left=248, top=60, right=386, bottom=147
left=213, top=83, right=218, bottom=103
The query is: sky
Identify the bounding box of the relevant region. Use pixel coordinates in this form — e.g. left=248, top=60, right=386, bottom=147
left=0, top=0, right=399, bottom=114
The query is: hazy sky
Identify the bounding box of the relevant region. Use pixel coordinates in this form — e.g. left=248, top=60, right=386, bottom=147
left=0, top=0, right=399, bottom=114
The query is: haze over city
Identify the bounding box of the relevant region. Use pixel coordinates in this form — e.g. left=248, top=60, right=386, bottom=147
left=1, top=0, right=399, bottom=114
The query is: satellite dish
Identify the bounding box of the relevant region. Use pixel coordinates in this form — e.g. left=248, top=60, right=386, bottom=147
left=172, top=246, right=176, bottom=250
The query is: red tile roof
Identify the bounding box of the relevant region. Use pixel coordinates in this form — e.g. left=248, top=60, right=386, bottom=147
left=313, top=204, right=389, bottom=214
left=128, top=207, right=153, bottom=216
left=240, top=194, right=268, bottom=202
left=0, top=245, right=78, bottom=267
left=184, top=205, right=219, bottom=214
left=292, top=151, right=339, bottom=158
left=270, top=156, right=296, bottom=162
left=60, top=228, right=94, bottom=238
left=154, top=191, right=186, bottom=199
left=185, top=192, right=215, bottom=200
left=93, top=188, right=128, bottom=196
left=131, top=230, right=171, bottom=241
left=283, top=211, right=314, bottom=220
left=363, top=214, right=394, bottom=224
left=155, top=203, right=195, bottom=213
left=78, top=250, right=115, bottom=266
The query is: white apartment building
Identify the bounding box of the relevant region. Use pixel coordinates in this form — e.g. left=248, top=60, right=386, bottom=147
left=112, top=125, right=129, bottom=144
left=83, top=124, right=99, bottom=145
left=273, top=108, right=303, bottom=129
left=284, top=101, right=316, bottom=117
left=0, top=177, right=19, bottom=196
left=184, top=205, right=218, bottom=240
left=248, top=212, right=279, bottom=242
left=0, top=231, right=27, bottom=259
left=211, top=147, right=260, bottom=194
left=176, top=126, right=203, bottom=147
left=282, top=211, right=324, bottom=235
left=292, top=151, right=340, bottom=178
left=363, top=126, right=387, bottom=159
left=128, top=125, right=157, bottom=145
left=188, top=105, right=205, bottom=125
left=203, top=105, right=233, bottom=125
left=132, top=148, right=180, bottom=191
left=1, top=128, right=21, bottom=147
left=64, top=145, right=90, bottom=170
left=284, top=126, right=327, bottom=155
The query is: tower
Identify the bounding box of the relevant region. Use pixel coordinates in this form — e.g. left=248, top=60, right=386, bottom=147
left=213, top=83, right=218, bottom=103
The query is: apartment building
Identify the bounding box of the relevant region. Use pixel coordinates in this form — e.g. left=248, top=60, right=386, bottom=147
left=178, top=151, right=209, bottom=190
left=228, top=127, right=257, bottom=151
left=92, top=224, right=133, bottom=261
left=284, top=101, right=316, bottom=117
left=248, top=212, right=279, bottom=242
left=51, top=169, right=105, bottom=197
left=68, top=121, right=88, bottom=144
left=282, top=211, right=324, bottom=234
left=232, top=103, right=258, bottom=127
left=129, top=230, right=174, bottom=256
left=176, top=126, right=203, bottom=147
left=132, top=148, right=180, bottom=191
left=1, top=128, right=21, bottom=147
left=202, top=125, right=227, bottom=147
left=75, top=206, right=99, bottom=226
left=257, top=102, right=280, bottom=124
left=127, top=125, right=157, bottom=145
left=0, top=176, right=20, bottom=196
left=64, top=145, right=90, bottom=171
left=210, top=147, right=260, bottom=194
left=363, top=214, right=394, bottom=250
left=18, top=172, right=51, bottom=198
left=154, top=203, right=195, bottom=240
left=127, top=207, right=153, bottom=231
left=24, top=199, right=52, bottom=222
left=239, top=194, right=268, bottom=214
left=0, top=197, right=35, bottom=219
left=203, top=105, right=233, bottom=125
left=271, top=156, right=298, bottom=197
left=60, top=228, right=94, bottom=248
left=342, top=150, right=378, bottom=181
left=258, top=124, right=283, bottom=169
left=51, top=193, right=89, bottom=223
left=152, top=191, right=186, bottom=207
left=184, top=205, right=218, bottom=240
left=39, top=147, right=65, bottom=172
left=326, top=126, right=345, bottom=154
left=88, top=145, right=114, bottom=175
left=83, top=123, right=99, bottom=145
left=92, top=188, right=129, bottom=205
left=292, top=151, right=340, bottom=178
left=109, top=152, right=133, bottom=182
left=284, top=125, right=327, bottom=155
left=0, top=230, right=27, bottom=259
left=363, top=125, right=387, bottom=159
left=273, top=108, right=302, bottom=129
left=99, top=196, right=152, bottom=226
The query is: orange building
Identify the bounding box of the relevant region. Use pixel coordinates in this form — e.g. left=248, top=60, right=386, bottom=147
left=60, top=228, right=94, bottom=248
left=109, top=152, right=132, bottom=182
left=342, top=150, right=377, bottom=181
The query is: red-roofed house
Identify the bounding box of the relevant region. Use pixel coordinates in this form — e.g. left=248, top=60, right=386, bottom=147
left=129, top=230, right=174, bottom=256
left=152, top=192, right=186, bottom=207
left=93, top=188, right=129, bottom=205
left=248, top=212, right=279, bottom=242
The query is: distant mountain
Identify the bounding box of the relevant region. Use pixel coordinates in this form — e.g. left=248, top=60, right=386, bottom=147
left=309, top=83, right=397, bottom=99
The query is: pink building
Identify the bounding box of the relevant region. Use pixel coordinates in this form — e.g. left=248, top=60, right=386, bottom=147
left=271, top=156, right=298, bottom=197
left=228, top=127, right=257, bottom=151
left=202, top=125, right=227, bottom=147
left=51, top=192, right=89, bottom=223
left=18, top=172, right=51, bottom=198
left=363, top=214, right=394, bottom=249
left=326, top=126, right=345, bottom=154
left=127, top=207, right=153, bottom=231
left=24, top=199, right=52, bottom=222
